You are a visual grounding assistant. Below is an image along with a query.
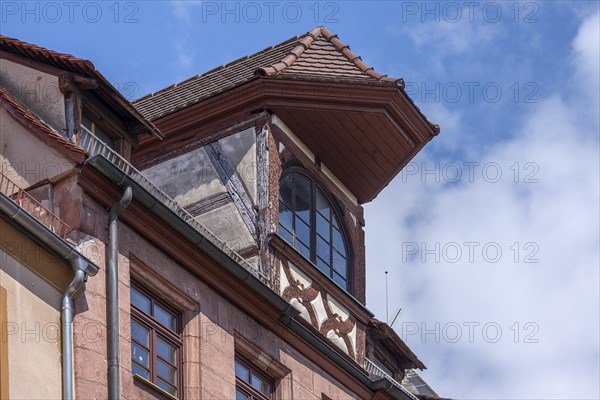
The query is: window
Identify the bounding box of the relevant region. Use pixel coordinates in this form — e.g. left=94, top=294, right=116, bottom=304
left=235, top=356, right=273, bottom=400
left=130, top=284, right=182, bottom=397
left=279, top=170, right=349, bottom=289
left=82, top=115, right=114, bottom=148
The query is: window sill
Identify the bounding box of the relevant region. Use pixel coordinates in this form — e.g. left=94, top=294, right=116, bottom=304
left=133, top=374, right=179, bottom=400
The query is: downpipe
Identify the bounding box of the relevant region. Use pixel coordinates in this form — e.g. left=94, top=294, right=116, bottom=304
left=107, top=186, right=132, bottom=400
left=61, top=260, right=87, bottom=400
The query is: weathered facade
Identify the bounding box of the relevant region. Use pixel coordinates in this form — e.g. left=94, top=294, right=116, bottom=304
left=0, top=28, right=441, bottom=400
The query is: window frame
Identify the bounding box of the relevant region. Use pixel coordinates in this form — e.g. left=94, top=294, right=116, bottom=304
left=234, top=355, right=274, bottom=400
left=130, top=282, right=183, bottom=398
left=278, top=167, right=353, bottom=291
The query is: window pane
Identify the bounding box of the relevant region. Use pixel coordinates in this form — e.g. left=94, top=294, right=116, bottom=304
left=332, top=226, right=345, bottom=255
left=157, top=378, right=177, bottom=396
left=132, top=343, right=149, bottom=367
left=157, top=358, right=177, bottom=384
left=280, top=178, right=294, bottom=207
left=295, top=217, right=310, bottom=246
left=279, top=224, right=293, bottom=243
left=295, top=241, right=310, bottom=260
left=157, top=337, right=177, bottom=365
left=132, top=362, right=150, bottom=379
left=154, top=304, right=177, bottom=332
left=235, top=360, right=250, bottom=382
left=279, top=201, right=293, bottom=231
left=333, top=251, right=347, bottom=276
left=316, top=235, right=330, bottom=262
left=236, top=389, right=248, bottom=400
left=316, top=212, right=330, bottom=239
left=131, top=320, right=149, bottom=346
left=294, top=193, right=310, bottom=224
left=316, top=189, right=330, bottom=221
left=317, top=256, right=330, bottom=275
left=292, top=173, right=311, bottom=203
left=251, top=374, right=271, bottom=396
left=333, top=272, right=347, bottom=288
left=82, top=115, right=93, bottom=131
left=131, top=287, right=150, bottom=314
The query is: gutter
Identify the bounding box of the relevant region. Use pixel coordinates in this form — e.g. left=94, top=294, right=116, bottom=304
left=0, top=192, right=99, bottom=400
left=371, top=377, right=419, bottom=400
left=86, top=155, right=411, bottom=400
left=87, top=155, right=298, bottom=318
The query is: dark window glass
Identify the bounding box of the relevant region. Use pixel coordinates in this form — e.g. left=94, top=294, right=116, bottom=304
left=278, top=171, right=350, bottom=289
left=130, top=284, right=182, bottom=398
left=235, top=357, right=273, bottom=400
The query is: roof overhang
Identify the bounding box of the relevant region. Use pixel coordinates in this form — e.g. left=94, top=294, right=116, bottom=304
left=0, top=37, right=163, bottom=143
left=368, top=319, right=426, bottom=371
left=134, top=76, right=439, bottom=203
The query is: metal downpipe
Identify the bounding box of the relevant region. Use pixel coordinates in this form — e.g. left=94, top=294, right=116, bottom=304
left=61, top=261, right=87, bottom=400
left=107, top=186, right=132, bottom=400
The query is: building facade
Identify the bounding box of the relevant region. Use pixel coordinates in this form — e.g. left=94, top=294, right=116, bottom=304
left=0, top=27, right=441, bottom=400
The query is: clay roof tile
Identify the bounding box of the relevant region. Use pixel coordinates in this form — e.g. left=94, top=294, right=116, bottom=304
left=0, top=86, right=87, bottom=163
left=132, top=26, right=435, bottom=129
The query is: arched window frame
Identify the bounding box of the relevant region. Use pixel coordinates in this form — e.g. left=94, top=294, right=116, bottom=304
left=278, top=167, right=353, bottom=291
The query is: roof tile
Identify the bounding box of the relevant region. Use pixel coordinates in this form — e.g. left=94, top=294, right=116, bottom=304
left=133, top=26, right=403, bottom=121
left=0, top=86, right=87, bottom=163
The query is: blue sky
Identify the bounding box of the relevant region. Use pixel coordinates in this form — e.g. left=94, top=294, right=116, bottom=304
left=2, top=1, right=599, bottom=398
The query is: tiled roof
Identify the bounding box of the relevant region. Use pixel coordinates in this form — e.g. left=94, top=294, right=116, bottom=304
left=133, top=26, right=403, bottom=121
left=0, top=86, right=87, bottom=163
left=0, top=35, right=162, bottom=139
left=258, top=26, right=401, bottom=83
left=0, top=34, right=94, bottom=74
left=369, top=318, right=426, bottom=370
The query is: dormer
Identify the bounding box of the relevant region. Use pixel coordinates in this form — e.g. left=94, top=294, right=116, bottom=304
left=0, top=35, right=162, bottom=161
left=131, top=27, right=439, bottom=366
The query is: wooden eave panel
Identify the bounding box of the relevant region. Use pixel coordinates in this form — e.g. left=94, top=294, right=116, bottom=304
left=273, top=108, right=376, bottom=194
left=336, top=111, right=397, bottom=168
left=316, top=110, right=388, bottom=178
left=134, top=78, right=437, bottom=203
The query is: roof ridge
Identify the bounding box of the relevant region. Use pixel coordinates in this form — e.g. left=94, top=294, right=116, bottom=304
left=254, top=26, right=404, bottom=87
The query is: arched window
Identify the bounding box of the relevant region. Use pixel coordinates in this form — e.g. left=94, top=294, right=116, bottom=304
left=278, top=170, right=349, bottom=289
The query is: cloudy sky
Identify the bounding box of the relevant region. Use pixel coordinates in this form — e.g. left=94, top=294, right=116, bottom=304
left=3, top=1, right=598, bottom=398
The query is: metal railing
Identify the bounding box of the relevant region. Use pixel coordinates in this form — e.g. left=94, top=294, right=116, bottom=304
left=79, top=125, right=268, bottom=283
left=0, top=171, right=71, bottom=239
left=364, top=358, right=419, bottom=400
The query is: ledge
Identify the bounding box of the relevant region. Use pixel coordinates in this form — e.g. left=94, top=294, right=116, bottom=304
left=133, top=374, right=179, bottom=400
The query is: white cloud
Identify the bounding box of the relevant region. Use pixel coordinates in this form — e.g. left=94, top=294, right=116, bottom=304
left=367, top=11, right=600, bottom=399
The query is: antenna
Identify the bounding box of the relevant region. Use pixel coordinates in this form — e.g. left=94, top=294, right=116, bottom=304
left=385, top=271, right=389, bottom=324
left=390, top=307, right=402, bottom=328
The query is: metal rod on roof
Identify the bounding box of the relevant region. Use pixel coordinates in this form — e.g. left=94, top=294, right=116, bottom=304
left=390, top=307, right=402, bottom=328
left=385, top=270, right=389, bottom=324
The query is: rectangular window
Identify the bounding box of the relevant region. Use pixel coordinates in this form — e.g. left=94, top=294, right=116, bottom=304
left=81, top=115, right=114, bottom=148
left=234, top=356, right=273, bottom=400
left=130, top=283, right=182, bottom=397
